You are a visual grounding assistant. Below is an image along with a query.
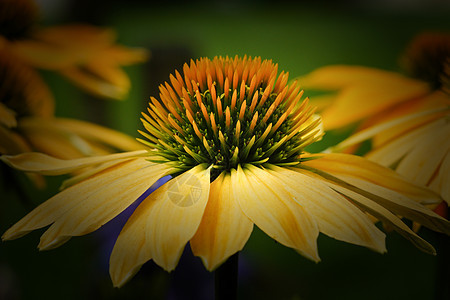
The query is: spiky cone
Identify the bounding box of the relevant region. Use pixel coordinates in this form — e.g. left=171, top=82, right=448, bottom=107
left=1, top=56, right=450, bottom=290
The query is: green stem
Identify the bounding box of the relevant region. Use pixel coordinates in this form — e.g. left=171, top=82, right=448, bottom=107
left=214, top=252, right=239, bottom=300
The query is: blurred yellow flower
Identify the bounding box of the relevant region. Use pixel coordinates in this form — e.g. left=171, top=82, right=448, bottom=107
left=298, top=33, right=450, bottom=210
left=0, top=0, right=148, bottom=100
left=2, top=56, right=449, bottom=288
left=0, top=45, right=144, bottom=187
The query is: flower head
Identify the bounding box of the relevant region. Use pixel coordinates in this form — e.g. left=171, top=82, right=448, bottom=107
left=2, top=56, right=449, bottom=288
left=299, top=33, right=450, bottom=207
left=0, top=0, right=148, bottom=100
left=139, top=56, right=322, bottom=178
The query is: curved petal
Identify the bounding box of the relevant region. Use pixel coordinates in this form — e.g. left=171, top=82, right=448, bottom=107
left=297, top=66, right=430, bottom=129
left=324, top=180, right=436, bottom=255
left=429, top=151, right=450, bottom=204
left=268, top=165, right=386, bottom=253
left=300, top=157, right=450, bottom=235
left=60, top=67, right=129, bottom=100
left=231, top=164, right=320, bottom=262
left=0, top=150, right=148, bottom=175
left=38, top=162, right=170, bottom=249
left=109, top=193, right=156, bottom=287
left=395, top=119, right=450, bottom=185
left=0, top=125, right=31, bottom=155
left=190, top=172, right=253, bottom=270
left=52, top=117, right=145, bottom=151
left=146, top=165, right=211, bottom=271
left=303, top=153, right=440, bottom=204
left=2, top=158, right=151, bottom=240
left=0, top=103, right=17, bottom=128
left=365, top=117, right=442, bottom=167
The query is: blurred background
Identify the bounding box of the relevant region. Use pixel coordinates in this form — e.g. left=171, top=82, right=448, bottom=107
left=1, top=0, right=449, bottom=299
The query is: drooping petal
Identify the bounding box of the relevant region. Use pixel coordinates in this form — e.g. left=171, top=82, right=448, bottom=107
left=303, top=153, right=440, bottom=204
left=190, top=171, right=253, bottom=270
left=300, top=158, right=450, bottom=235
left=431, top=151, right=450, bottom=204
left=365, top=117, right=442, bottom=167
left=1, top=158, right=156, bottom=240
left=37, top=161, right=170, bottom=250
left=20, top=117, right=145, bottom=153
left=395, top=119, right=450, bottom=185
left=0, top=103, right=17, bottom=128
left=0, top=150, right=148, bottom=175
left=60, top=67, right=129, bottom=100
left=297, top=66, right=430, bottom=129
left=145, top=165, right=211, bottom=271
left=231, top=164, right=320, bottom=261
left=109, top=194, right=156, bottom=287
left=0, top=125, right=31, bottom=155
left=268, top=165, right=386, bottom=253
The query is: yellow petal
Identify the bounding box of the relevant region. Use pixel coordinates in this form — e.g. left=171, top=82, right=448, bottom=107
left=429, top=151, right=450, bottom=204
left=303, top=153, right=439, bottom=204
left=0, top=150, right=147, bottom=175
left=85, top=62, right=131, bottom=91
left=38, top=162, right=170, bottom=250
left=109, top=192, right=155, bottom=287
left=190, top=172, right=253, bottom=270
left=52, top=118, right=145, bottom=151
left=2, top=158, right=150, bottom=240
left=0, top=103, right=17, bottom=128
left=19, top=120, right=96, bottom=158
left=324, top=180, right=436, bottom=255
left=365, top=117, right=441, bottom=167
left=300, top=159, right=450, bottom=235
left=232, top=164, right=320, bottom=261
left=268, top=165, right=386, bottom=253
left=145, top=165, right=211, bottom=271
left=395, top=119, right=450, bottom=185
left=297, top=66, right=430, bottom=130
left=0, top=125, right=31, bottom=155
left=60, top=67, right=128, bottom=100
left=329, top=106, right=447, bottom=155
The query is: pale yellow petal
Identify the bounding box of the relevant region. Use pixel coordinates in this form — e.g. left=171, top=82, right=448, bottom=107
left=0, top=150, right=147, bottom=175
left=60, top=68, right=128, bottom=100
left=38, top=162, right=170, bottom=250
left=19, top=120, right=95, bottom=158
left=0, top=125, right=31, bottom=155
left=395, top=120, right=450, bottom=185
left=146, top=165, right=211, bottom=271
left=297, top=66, right=430, bottom=129
left=2, top=158, right=150, bottom=240
left=329, top=107, right=447, bottom=155
left=303, top=153, right=439, bottom=204
left=190, top=172, right=253, bottom=270
left=53, top=118, right=145, bottom=151
left=85, top=62, right=131, bottom=91
left=429, top=151, right=450, bottom=204
left=324, top=180, right=436, bottom=255
left=0, top=103, right=17, bottom=128
left=268, top=165, right=386, bottom=253
left=365, top=118, right=441, bottom=167
left=232, top=164, right=320, bottom=262
left=109, top=190, right=156, bottom=287
left=300, top=160, right=450, bottom=235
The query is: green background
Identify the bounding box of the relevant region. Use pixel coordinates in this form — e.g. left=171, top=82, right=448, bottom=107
left=1, top=1, right=449, bottom=299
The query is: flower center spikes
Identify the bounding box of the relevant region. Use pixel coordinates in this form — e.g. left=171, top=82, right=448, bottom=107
left=139, top=56, right=323, bottom=173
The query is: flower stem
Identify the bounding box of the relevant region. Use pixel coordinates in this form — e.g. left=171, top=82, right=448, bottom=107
left=214, top=252, right=239, bottom=300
